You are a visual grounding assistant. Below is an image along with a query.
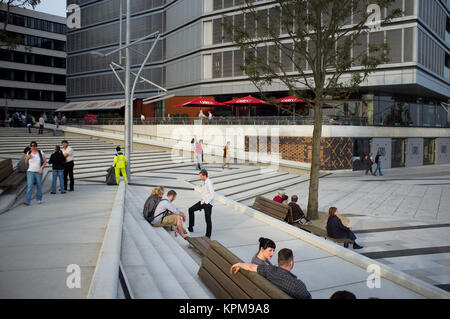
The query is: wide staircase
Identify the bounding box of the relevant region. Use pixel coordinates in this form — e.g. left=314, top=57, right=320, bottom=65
left=0, top=127, right=196, bottom=180
left=120, top=185, right=213, bottom=298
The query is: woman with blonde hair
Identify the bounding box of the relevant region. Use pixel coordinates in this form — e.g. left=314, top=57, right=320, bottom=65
left=143, top=186, right=165, bottom=223
left=326, top=207, right=363, bottom=249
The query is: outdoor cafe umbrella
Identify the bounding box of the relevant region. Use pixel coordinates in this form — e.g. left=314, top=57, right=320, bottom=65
left=275, top=96, right=306, bottom=120
left=224, top=95, right=270, bottom=117
left=176, top=97, right=227, bottom=107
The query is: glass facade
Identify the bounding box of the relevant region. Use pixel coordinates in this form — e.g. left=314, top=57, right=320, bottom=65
left=0, top=86, right=65, bottom=102
left=5, top=31, right=66, bottom=51
left=0, top=68, right=65, bottom=85
left=391, top=138, right=406, bottom=167
left=0, top=10, right=66, bottom=34
left=373, top=96, right=448, bottom=128
left=0, top=49, right=66, bottom=68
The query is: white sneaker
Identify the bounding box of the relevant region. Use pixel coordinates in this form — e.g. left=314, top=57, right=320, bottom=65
left=37, top=200, right=42, bottom=204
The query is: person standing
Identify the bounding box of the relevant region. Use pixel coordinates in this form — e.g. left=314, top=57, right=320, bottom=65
left=62, top=140, right=75, bottom=191
left=188, top=169, right=214, bottom=238
left=38, top=114, right=45, bottom=134
left=373, top=151, right=383, bottom=176
left=198, top=109, right=207, bottom=120
left=114, top=146, right=129, bottom=185
left=208, top=111, right=213, bottom=121
left=24, top=141, right=47, bottom=205
left=140, top=114, right=145, bottom=122
left=48, top=145, right=66, bottom=194
left=194, top=137, right=203, bottom=170
left=221, top=141, right=231, bottom=169
left=53, top=115, right=59, bottom=136
left=25, top=114, right=33, bottom=134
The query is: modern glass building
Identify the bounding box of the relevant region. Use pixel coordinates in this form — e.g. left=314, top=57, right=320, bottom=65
left=64, top=0, right=449, bottom=169
left=0, top=4, right=67, bottom=118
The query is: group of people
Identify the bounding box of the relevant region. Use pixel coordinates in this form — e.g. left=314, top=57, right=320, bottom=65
left=143, top=169, right=215, bottom=239
left=191, top=137, right=232, bottom=170
left=198, top=109, right=213, bottom=121
left=273, top=191, right=363, bottom=249
left=19, top=140, right=75, bottom=205
left=273, top=191, right=311, bottom=225
left=4, top=112, right=66, bottom=134
left=230, top=236, right=362, bottom=299
left=362, top=151, right=383, bottom=176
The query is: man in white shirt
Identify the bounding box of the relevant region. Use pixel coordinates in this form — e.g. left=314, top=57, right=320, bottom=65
left=62, top=140, right=75, bottom=191
left=151, top=190, right=188, bottom=239
left=140, top=114, right=145, bottom=121
left=188, top=169, right=215, bottom=238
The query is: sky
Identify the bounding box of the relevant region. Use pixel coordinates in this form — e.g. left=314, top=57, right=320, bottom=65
left=26, top=0, right=67, bottom=17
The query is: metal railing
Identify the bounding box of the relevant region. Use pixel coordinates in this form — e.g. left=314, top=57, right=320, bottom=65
left=64, top=116, right=369, bottom=126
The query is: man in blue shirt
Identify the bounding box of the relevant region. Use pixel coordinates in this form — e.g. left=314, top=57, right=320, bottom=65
left=373, top=151, right=383, bottom=176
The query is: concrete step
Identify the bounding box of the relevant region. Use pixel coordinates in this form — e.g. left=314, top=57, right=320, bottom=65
left=74, top=155, right=185, bottom=169
left=230, top=176, right=308, bottom=202
left=126, top=187, right=212, bottom=299
left=74, top=162, right=195, bottom=179
left=221, top=173, right=303, bottom=196
left=209, top=171, right=288, bottom=191
left=121, top=224, right=163, bottom=299
left=204, top=167, right=277, bottom=185
left=123, top=197, right=189, bottom=298
left=73, top=158, right=191, bottom=173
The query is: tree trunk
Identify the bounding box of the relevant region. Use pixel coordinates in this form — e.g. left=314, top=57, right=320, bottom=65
left=307, top=100, right=323, bottom=220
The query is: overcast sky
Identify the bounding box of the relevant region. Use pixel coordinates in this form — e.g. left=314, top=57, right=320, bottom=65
left=26, top=0, right=67, bottom=17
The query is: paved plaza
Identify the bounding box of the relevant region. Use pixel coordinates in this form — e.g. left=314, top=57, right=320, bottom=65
left=0, top=128, right=449, bottom=298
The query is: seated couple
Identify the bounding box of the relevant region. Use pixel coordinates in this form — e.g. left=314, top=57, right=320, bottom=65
left=144, top=186, right=189, bottom=240
left=275, top=192, right=311, bottom=225
left=230, top=237, right=312, bottom=299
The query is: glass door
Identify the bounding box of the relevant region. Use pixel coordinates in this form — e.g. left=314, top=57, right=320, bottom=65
left=392, top=138, right=406, bottom=167
left=423, top=138, right=436, bottom=165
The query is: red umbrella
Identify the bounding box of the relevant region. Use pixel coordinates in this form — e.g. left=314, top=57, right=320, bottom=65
left=224, top=95, right=269, bottom=105
left=176, top=97, right=227, bottom=107
left=275, top=96, right=305, bottom=103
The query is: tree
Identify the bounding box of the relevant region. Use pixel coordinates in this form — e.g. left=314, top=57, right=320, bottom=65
left=0, top=0, right=41, bottom=50
left=225, top=0, right=401, bottom=219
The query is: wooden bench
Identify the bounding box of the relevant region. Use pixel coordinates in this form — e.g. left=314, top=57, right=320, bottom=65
left=251, top=196, right=353, bottom=246
left=198, top=240, right=292, bottom=299
left=297, top=224, right=353, bottom=245
left=0, top=158, right=27, bottom=190
left=252, top=195, right=293, bottom=223
left=186, top=236, right=212, bottom=256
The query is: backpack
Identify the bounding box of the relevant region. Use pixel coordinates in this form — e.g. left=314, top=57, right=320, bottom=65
left=143, top=196, right=168, bottom=223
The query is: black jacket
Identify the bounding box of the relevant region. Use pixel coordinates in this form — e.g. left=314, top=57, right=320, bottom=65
left=288, top=202, right=305, bottom=222
left=326, top=215, right=350, bottom=238
left=48, top=151, right=66, bottom=170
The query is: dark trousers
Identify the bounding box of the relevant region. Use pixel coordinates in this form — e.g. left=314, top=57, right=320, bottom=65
left=64, top=160, right=74, bottom=190
left=189, top=201, right=213, bottom=238
left=344, top=231, right=357, bottom=241
left=38, top=124, right=44, bottom=134
left=365, top=164, right=373, bottom=175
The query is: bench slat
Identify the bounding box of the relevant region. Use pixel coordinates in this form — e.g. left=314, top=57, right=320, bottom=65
left=198, top=266, right=233, bottom=299
left=206, top=245, right=271, bottom=299
left=209, top=241, right=291, bottom=299
left=202, top=257, right=251, bottom=299
left=187, top=236, right=211, bottom=256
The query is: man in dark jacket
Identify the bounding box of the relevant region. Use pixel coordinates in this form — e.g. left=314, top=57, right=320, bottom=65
left=326, top=207, right=363, bottom=249
left=48, top=145, right=66, bottom=194
left=286, top=195, right=311, bottom=225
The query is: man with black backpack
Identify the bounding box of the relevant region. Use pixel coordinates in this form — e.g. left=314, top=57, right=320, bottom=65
left=24, top=141, right=47, bottom=205
left=145, top=189, right=188, bottom=239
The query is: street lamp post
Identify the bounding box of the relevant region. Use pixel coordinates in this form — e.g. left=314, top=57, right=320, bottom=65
left=124, top=0, right=132, bottom=171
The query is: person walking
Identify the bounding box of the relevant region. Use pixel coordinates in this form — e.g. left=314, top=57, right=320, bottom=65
left=62, top=140, right=75, bottom=191
left=221, top=141, right=231, bottom=169
left=38, top=114, right=45, bottom=134
left=188, top=169, right=214, bottom=238
left=24, top=141, right=47, bottom=205
left=114, top=146, right=129, bottom=185
left=48, top=145, right=66, bottom=194
left=373, top=151, right=383, bottom=176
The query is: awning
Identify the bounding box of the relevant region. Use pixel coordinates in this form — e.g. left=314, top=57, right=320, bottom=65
left=55, top=99, right=125, bottom=112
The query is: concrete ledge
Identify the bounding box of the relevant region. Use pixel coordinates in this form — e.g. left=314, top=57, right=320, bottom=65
left=195, top=186, right=450, bottom=299
left=87, top=183, right=125, bottom=299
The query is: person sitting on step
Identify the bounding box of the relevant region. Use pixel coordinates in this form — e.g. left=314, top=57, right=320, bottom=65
left=150, top=190, right=188, bottom=240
